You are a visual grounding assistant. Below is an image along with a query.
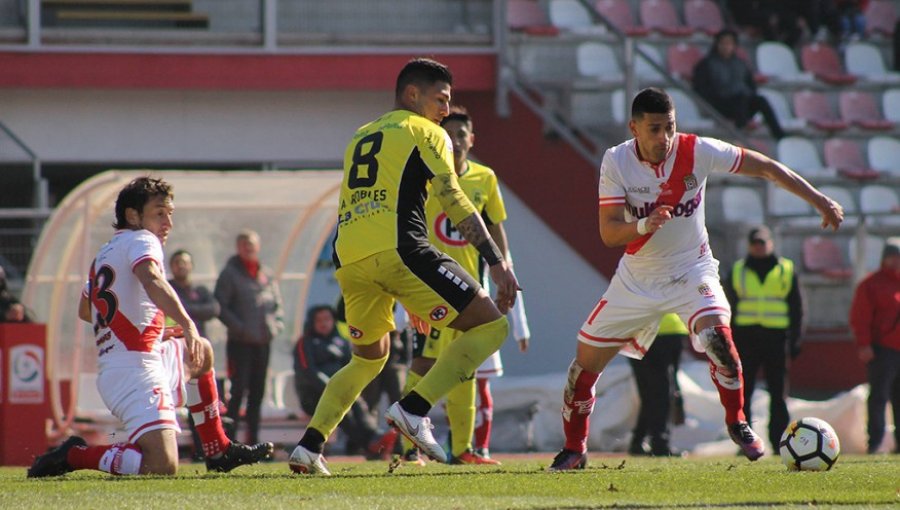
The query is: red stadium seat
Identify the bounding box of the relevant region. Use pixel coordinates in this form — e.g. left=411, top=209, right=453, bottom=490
left=508, top=0, right=560, bottom=36
left=594, top=0, right=650, bottom=36
left=639, top=0, right=694, bottom=37
left=667, top=43, right=704, bottom=81
left=864, top=0, right=898, bottom=37
left=800, top=43, right=857, bottom=85
left=683, top=0, right=724, bottom=36
left=793, top=90, right=849, bottom=132
left=838, top=91, right=894, bottom=131
left=802, top=236, right=853, bottom=279
left=823, top=138, right=881, bottom=180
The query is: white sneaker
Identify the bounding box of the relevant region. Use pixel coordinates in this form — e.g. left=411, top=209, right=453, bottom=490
left=288, top=444, right=331, bottom=475
left=385, top=401, right=447, bottom=463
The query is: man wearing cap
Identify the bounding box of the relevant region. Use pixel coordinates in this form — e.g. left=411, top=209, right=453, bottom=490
left=722, top=225, right=803, bottom=450
left=850, top=239, right=900, bottom=454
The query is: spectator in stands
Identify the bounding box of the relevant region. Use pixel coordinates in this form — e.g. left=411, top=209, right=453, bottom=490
left=728, top=1, right=811, bottom=47
left=628, top=313, right=687, bottom=457
left=215, top=229, right=284, bottom=445
left=834, top=0, right=868, bottom=43
left=293, top=304, right=384, bottom=457
left=849, top=239, right=900, bottom=454
left=722, top=226, right=803, bottom=450
left=693, top=29, right=786, bottom=140
left=0, top=266, right=30, bottom=323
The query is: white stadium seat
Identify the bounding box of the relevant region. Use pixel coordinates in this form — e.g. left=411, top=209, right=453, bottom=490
left=882, top=89, right=900, bottom=123
left=845, top=42, right=900, bottom=84
left=776, top=137, right=835, bottom=178
left=576, top=42, right=624, bottom=85
left=758, top=88, right=806, bottom=132
left=756, top=41, right=815, bottom=84
left=722, top=187, right=765, bottom=225
left=867, top=136, right=900, bottom=176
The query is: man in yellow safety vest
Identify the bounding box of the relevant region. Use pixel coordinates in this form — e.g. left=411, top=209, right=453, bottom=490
left=722, top=225, right=803, bottom=450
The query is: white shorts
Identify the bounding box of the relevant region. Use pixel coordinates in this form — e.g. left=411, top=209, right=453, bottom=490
left=577, top=257, right=730, bottom=360
left=97, top=339, right=185, bottom=444
left=476, top=351, right=503, bottom=379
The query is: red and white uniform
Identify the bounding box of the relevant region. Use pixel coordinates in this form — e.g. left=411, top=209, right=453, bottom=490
left=84, top=229, right=183, bottom=443
left=580, top=133, right=744, bottom=358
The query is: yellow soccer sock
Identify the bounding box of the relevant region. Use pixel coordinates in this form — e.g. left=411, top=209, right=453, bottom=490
left=414, top=316, right=508, bottom=406
left=399, top=370, right=423, bottom=453
left=446, top=377, right=476, bottom=457
left=307, top=353, right=388, bottom=440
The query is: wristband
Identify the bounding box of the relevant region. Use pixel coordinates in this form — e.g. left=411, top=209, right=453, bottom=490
left=636, top=217, right=649, bottom=235
left=477, top=239, right=504, bottom=266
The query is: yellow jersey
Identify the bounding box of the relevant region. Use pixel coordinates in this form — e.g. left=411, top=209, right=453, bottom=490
left=333, top=109, right=473, bottom=267
left=425, top=160, right=507, bottom=279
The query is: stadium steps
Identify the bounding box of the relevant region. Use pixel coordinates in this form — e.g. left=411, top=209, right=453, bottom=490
left=43, top=0, right=209, bottom=29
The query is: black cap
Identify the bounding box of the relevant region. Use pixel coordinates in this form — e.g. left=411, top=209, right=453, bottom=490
left=882, top=239, right=900, bottom=260
left=748, top=225, right=772, bottom=244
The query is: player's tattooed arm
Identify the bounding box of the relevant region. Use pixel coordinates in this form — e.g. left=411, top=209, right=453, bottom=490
left=456, top=213, right=503, bottom=266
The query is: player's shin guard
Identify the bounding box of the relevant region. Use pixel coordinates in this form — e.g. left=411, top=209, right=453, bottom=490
left=561, top=359, right=600, bottom=454
left=307, top=353, right=389, bottom=441
left=399, top=370, right=423, bottom=453
left=698, top=325, right=746, bottom=425
left=474, top=378, right=493, bottom=451
left=67, top=443, right=142, bottom=475
left=187, top=369, right=231, bottom=458
left=446, top=376, right=476, bottom=457
left=414, top=316, right=508, bottom=406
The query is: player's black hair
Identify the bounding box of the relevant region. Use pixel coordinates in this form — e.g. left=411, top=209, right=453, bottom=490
left=169, top=249, right=192, bottom=264
left=441, top=105, right=473, bottom=130
left=395, top=58, right=453, bottom=99
left=113, top=176, right=173, bottom=230
left=631, top=87, right=674, bottom=119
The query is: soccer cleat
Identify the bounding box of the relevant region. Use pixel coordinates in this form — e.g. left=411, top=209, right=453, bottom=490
left=450, top=449, right=502, bottom=465
left=473, top=447, right=491, bottom=458
left=206, top=441, right=274, bottom=473
left=547, top=448, right=588, bottom=471
left=27, top=436, right=87, bottom=478
left=729, top=421, right=766, bottom=461
left=288, top=444, right=331, bottom=475
left=385, top=402, right=447, bottom=463
left=402, top=448, right=427, bottom=467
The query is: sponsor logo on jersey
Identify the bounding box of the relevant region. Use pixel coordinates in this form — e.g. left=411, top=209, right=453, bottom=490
left=349, top=326, right=363, bottom=339
left=625, top=188, right=703, bottom=219
left=684, top=174, right=698, bottom=190
left=628, top=186, right=651, bottom=194
left=433, top=212, right=468, bottom=247
left=698, top=283, right=714, bottom=297
left=430, top=305, right=448, bottom=321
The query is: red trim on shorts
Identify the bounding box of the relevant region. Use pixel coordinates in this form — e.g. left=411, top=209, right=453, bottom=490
left=173, top=340, right=185, bottom=408
left=128, top=418, right=179, bottom=443
left=687, top=305, right=730, bottom=333
left=586, top=299, right=608, bottom=325
left=628, top=338, right=648, bottom=356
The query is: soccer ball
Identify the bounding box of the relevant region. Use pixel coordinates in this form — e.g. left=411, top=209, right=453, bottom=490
left=779, top=417, right=840, bottom=471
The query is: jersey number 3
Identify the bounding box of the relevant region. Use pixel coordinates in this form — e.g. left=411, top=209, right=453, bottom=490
left=92, top=264, right=119, bottom=330
left=348, top=131, right=383, bottom=189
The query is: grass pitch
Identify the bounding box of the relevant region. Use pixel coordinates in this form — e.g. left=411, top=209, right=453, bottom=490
left=2, top=453, right=898, bottom=509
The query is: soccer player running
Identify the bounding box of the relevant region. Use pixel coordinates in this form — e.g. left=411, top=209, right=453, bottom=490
left=400, top=106, right=527, bottom=465
left=288, top=58, right=519, bottom=475
left=549, top=88, right=843, bottom=471
left=28, top=177, right=273, bottom=477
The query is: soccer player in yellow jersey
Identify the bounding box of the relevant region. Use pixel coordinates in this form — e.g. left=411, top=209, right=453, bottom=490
left=288, top=58, right=519, bottom=475
left=401, top=106, right=517, bottom=465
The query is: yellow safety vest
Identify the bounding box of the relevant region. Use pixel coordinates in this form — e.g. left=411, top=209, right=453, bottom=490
left=732, top=257, right=794, bottom=329
left=659, top=313, right=689, bottom=335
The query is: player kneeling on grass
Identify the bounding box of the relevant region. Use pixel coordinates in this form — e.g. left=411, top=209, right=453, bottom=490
left=28, top=177, right=273, bottom=478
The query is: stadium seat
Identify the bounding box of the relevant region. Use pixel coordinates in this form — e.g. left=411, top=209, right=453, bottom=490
left=508, top=0, right=560, bottom=35
left=683, top=0, right=724, bottom=36
left=823, top=138, right=880, bottom=180
left=639, top=0, right=694, bottom=37
left=864, top=0, right=898, bottom=37
left=867, top=136, right=900, bottom=176
left=757, top=88, right=806, bottom=133
left=860, top=184, right=900, bottom=226
left=756, top=42, right=814, bottom=84
left=882, top=88, right=900, bottom=123
left=721, top=187, right=765, bottom=225
left=848, top=234, right=886, bottom=273
left=845, top=42, right=900, bottom=84
left=838, top=91, right=894, bottom=131
left=800, top=43, right=857, bottom=86
left=634, top=43, right=666, bottom=83
left=667, top=43, right=704, bottom=81
left=769, top=185, right=816, bottom=221
left=802, top=236, right=853, bottom=279
left=576, top=42, right=624, bottom=86
left=776, top=137, right=835, bottom=179
left=611, top=88, right=628, bottom=124
left=548, top=0, right=599, bottom=33
left=667, top=89, right=714, bottom=130
left=594, top=0, right=650, bottom=36
left=793, top=90, right=849, bottom=132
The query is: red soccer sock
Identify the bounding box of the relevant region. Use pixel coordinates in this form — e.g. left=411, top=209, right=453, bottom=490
left=187, top=370, right=232, bottom=457
left=67, top=443, right=142, bottom=475
left=706, top=325, right=746, bottom=425
left=474, top=378, right=494, bottom=450
left=561, top=361, right=600, bottom=454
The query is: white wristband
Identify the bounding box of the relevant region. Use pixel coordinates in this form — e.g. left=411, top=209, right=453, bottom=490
left=636, top=217, right=649, bottom=235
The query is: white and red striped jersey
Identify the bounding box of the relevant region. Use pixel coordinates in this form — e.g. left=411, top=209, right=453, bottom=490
left=83, top=229, right=166, bottom=370
left=598, top=133, right=744, bottom=273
